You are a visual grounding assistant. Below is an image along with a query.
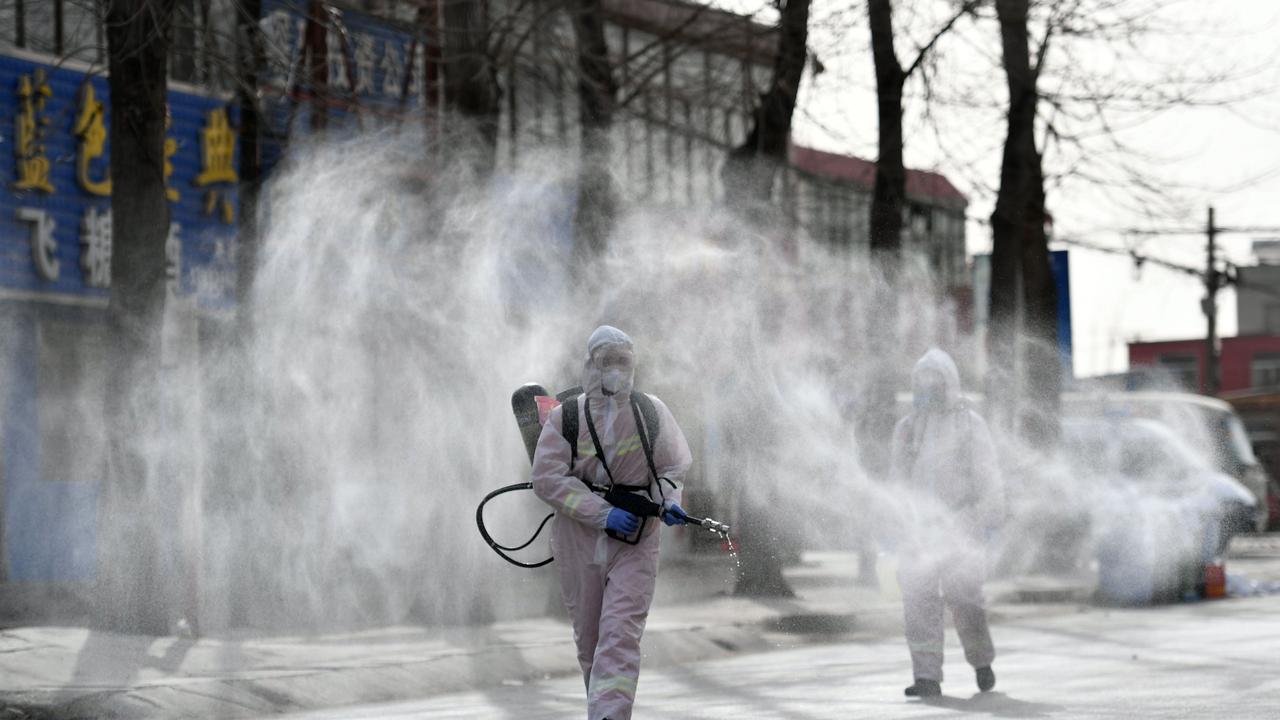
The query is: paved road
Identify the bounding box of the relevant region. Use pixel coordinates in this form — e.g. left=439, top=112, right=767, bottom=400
left=268, top=593, right=1280, bottom=719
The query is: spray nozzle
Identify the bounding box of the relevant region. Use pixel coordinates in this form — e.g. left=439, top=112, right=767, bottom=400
left=685, top=515, right=731, bottom=537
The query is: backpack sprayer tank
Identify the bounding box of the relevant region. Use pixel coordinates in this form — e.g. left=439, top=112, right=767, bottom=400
left=512, top=383, right=549, bottom=463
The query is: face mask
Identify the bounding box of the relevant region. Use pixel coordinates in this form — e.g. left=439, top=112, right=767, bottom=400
left=914, top=377, right=946, bottom=413
left=601, top=368, right=628, bottom=396
left=593, top=344, right=634, bottom=397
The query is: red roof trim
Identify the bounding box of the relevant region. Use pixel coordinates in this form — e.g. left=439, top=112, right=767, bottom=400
left=788, top=144, right=967, bottom=205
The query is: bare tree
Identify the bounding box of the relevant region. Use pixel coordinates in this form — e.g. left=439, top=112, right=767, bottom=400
left=236, top=0, right=264, bottom=317
left=722, top=0, right=811, bottom=208
left=96, top=0, right=177, bottom=635
left=860, top=0, right=980, bottom=480
left=442, top=0, right=502, bottom=173
left=569, top=0, right=619, bottom=264
left=989, top=0, right=1057, bottom=444
left=914, top=0, right=1259, bottom=441
left=867, top=0, right=978, bottom=260
left=727, top=0, right=811, bottom=599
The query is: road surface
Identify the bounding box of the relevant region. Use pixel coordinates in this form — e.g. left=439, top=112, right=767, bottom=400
left=266, top=591, right=1280, bottom=719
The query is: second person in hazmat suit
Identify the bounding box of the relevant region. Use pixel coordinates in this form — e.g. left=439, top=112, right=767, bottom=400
left=531, top=326, right=692, bottom=720
left=889, top=348, right=1003, bottom=699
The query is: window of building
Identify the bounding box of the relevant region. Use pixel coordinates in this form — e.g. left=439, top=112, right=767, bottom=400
left=0, top=4, right=13, bottom=47
left=1251, top=353, right=1280, bottom=389
left=61, top=0, right=101, bottom=64
left=1265, top=305, right=1280, bottom=334
left=21, top=0, right=59, bottom=55
left=1156, top=353, right=1199, bottom=390
left=2, top=0, right=236, bottom=84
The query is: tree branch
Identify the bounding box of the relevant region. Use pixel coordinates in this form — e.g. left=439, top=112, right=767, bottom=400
left=903, top=0, right=982, bottom=81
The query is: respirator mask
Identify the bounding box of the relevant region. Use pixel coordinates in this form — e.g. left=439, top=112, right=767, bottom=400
left=913, top=371, right=947, bottom=413
left=595, top=346, right=635, bottom=397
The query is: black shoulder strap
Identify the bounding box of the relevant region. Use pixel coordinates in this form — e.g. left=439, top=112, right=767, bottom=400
left=631, top=392, right=675, bottom=493
left=631, top=391, right=660, bottom=442
left=903, top=414, right=918, bottom=464
left=562, top=397, right=579, bottom=470
left=583, top=400, right=617, bottom=487
left=966, top=408, right=975, bottom=480
left=557, top=387, right=583, bottom=470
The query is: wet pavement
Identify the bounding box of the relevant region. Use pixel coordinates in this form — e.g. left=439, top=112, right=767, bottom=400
left=267, top=594, right=1280, bottom=719
left=257, top=536, right=1280, bottom=719
left=5, top=536, right=1279, bottom=719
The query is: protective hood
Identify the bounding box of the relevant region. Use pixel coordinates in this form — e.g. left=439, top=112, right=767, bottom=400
left=912, top=348, right=962, bottom=412
left=582, top=325, right=636, bottom=401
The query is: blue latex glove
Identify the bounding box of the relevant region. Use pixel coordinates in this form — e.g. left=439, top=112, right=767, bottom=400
left=661, top=502, right=688, bottom=527
left=606, top=508, right=640, bottom=535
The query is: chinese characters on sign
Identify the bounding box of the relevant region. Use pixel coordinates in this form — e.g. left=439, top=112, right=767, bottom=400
left=255, top=1, right=432, bottom=177
left=14, top=70, right=54, bottom=193
left=74, top=84, right=112, bottom=196
left=3, top=54, right=239, bottom=307
left=165, top=111, right=181, bottom=203
left=79, top=207, right=111, bottom=288
left=17, top=208, right=58, bottom=280
left=259, top=1, right=430, bottom=110
left=194, top=108, right=238, bottom=223
left=166, top=222, right=182, bottom=299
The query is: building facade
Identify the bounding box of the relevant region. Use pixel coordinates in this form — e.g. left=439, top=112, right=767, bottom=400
left=1129, top=240, right=1280, bottom=396
left=1, top=0, right=974, bottom=625
left=786, top=144, right=968, bottom=290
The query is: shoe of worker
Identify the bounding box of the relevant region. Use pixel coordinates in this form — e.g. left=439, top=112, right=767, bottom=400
left=904, top=679, right=942, bottom=698
left=976, top=666, right=996, bottom=692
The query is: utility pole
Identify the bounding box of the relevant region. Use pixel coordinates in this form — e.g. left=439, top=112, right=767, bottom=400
left=1204, top=206, right=1219, bottom=396
left=1059, top=212, right=1280, bottom=400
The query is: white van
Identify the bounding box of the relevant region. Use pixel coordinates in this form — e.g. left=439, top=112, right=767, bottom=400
left=1062, top=391, right=1270, bottom=532
left=891, top=389, right=1270, bottom=533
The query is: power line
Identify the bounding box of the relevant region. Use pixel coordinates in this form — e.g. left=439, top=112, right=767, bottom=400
left=1051, top=208, right=1280, bottom=396
left=1113, top=225, right=1280, bottom=237
left=1053, top=230, right=1280, bottom=302
left=970, top=208, right=1280, bottom=391
left=1053, top=234, right=1199, bottom=278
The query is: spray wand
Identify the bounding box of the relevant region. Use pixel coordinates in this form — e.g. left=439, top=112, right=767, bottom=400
left=600, top=485, right=731, bottom=537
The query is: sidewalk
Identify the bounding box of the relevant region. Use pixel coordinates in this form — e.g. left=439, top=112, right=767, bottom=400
left=0, top=552, right=1088, bottom=720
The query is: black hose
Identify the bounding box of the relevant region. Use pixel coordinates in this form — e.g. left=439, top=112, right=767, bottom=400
left=476, top=482, right=555, bottom=568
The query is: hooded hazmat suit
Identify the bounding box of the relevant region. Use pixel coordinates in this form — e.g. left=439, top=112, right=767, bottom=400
left=531, top=326, right=692, bottom=720
left=889, top=348, right=1003, bottom=686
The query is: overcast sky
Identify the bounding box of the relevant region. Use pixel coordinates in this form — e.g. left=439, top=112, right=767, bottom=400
left=723, top=0, right=1280, bottom=378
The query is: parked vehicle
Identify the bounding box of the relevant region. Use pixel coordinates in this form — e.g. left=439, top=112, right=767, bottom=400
left=1219, top=390, right=1280, bottom=530
left=1059, top=417, right=1256, bottom=604
left=1063, top=391, right=1270, bottom=532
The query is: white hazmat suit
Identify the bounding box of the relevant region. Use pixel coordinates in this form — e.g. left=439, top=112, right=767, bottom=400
left=889, top=348, right=1002, bottom=688
left=531, top=326, right=692, bottom=720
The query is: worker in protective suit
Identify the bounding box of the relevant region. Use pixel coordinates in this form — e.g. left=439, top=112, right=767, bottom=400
left=888, top=348, right=1003, bottom=698
left=531, top=326, right=692, bottom=720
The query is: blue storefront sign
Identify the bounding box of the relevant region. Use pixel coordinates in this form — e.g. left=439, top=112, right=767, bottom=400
left=0, top=51, right=239, bottom=308
left=971, top=250, right=1074, bottom=383
left=257, top=0, right=432, bottom=170
left=1052, top=249, right=1073, bottom=379
left=0, top=51, right=240, bottom=583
